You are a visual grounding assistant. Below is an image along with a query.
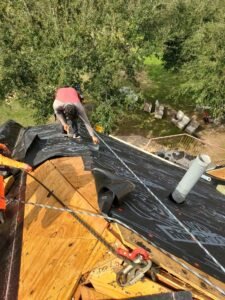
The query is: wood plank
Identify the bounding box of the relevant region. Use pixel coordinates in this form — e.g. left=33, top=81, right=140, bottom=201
left=80, top=286, right=110, bottom=299
left=73, top=285, right=109, bottom=300
left=50, top=157, right=100, bottom=211
left=19, top=158, right=109, bottom=300
left=216, top=184, right=225, bottom=195
left=88, top=262, right=169, bottom=299
left=82, top=225, right=171, bottom=298
left=4, top=175, right=14, bottom=193
left=50, top=157, right=92, bottom=190
left=156, top=272, right=212, bottom=300
left=207, top=167, right=225, bottom=181
left=19, top=236, right=96, bottom=299
left=117, top=225, right=225, bottom=300
left=82, top=226, right=123, bottom=275
left=26, top=162, right=53, bottom=199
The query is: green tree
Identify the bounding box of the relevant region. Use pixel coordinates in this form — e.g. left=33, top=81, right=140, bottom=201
left=0, top=0, right=155, bottom=129
left=156, top=0, right=225, bottom=115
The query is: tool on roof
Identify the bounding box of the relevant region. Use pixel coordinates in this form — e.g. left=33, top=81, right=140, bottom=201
left=116, top=247, right=152, bottom=286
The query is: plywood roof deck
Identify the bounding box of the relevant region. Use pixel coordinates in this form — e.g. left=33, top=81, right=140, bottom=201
left=2, top=121, right=225, bottom=299
left=19, top=157, right=171, bottom=299
left=207, top=167, right=225, bottom=181
left=19, top=157, right=109, bottom=299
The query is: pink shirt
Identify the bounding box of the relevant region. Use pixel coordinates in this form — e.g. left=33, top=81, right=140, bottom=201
left=53, top=87, right=95, bottom=137
left=55, top=87, right=80, bottom=104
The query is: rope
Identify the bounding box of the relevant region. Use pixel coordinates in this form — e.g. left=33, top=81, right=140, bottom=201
left=24, top=172, right=137, bottom=267
left=6, top=123, right=225, bottom=295
left=94, top=132, right=225, bottom=292
left=7, top=196, right=225, bottom=297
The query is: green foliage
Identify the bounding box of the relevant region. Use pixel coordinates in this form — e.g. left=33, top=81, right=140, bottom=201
left=163, top=36, right=185, bottom=70
left=91, top=100, right=118, bottom=134
left=0, top=0, right=157, bottom=128
left=156, top=0, right=225, bottom=115
left=179, top=21, right=225, bottom=116
left=91, top=87, right=142, bottom=133
left=0, top=0, right=225, bottom=131
left=0, top=101, right=35, bottom=127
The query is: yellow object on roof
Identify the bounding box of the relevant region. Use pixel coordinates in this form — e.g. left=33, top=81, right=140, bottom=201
left=0, top=154, right=27, bottom=169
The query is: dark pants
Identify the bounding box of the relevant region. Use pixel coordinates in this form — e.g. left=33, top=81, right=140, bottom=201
left=62, top=119, right=79, bottom=135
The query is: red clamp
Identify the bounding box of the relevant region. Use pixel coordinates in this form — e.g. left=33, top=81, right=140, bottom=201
left=116, top=247, right=150, bottom=261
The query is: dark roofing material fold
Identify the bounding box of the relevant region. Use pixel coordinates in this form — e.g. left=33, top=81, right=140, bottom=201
left=0, top=120, right=224, bottom=300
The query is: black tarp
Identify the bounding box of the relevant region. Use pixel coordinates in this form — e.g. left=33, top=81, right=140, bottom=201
left=94, top=134, right=225, bottom=283
left=130, top=291, right=192, bottom=299
left=0, top=120, right=225, bottom=299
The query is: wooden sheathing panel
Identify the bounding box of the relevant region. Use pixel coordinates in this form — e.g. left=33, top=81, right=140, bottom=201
left=73, top=286, right=109, bottom=300
left=82, top=226, right=122, bottom=275
left=80, top=286, right=112, bottom=299
left=83, top=224, right=170, bottom=299
left=118, top=226, right=225, bottom=300
left=25, top=161, right=52, bottom=200
left=19, top=158, right=108, bottom=300
left=50, top=157, right=100, bottom=211
left=88, top=262, right=169, bottom=299
left=207, top=167, right=225, bottom=181
left=20, top=236, right=98, bottom=299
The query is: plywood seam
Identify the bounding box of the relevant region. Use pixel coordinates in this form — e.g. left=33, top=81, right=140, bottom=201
left=49, top=160, right=98, bottom=212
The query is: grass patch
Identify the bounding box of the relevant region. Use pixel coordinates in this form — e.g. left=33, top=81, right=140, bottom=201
left=114, top=110, right=181, bottom=137
left=143, top=55, right=180, bottom=102
left=143, top=55, right=194, bottom=111
left=0, top=101, right=36, bottom=127
left=114, top=55, right=195, bottom=138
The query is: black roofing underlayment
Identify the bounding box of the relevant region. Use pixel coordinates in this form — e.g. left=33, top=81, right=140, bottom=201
left=0, top=120, right=225, bottom=299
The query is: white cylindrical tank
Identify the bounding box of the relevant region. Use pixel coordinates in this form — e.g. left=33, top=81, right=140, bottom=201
left=171, top=154, right=211, bottom=203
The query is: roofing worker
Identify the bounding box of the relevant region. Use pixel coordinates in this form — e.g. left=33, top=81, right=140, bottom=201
left=53, top=86, right=99, bottom=144
left=0, top=143, right=32, bottom=224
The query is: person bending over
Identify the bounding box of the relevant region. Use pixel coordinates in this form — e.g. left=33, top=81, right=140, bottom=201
left=53, top=86, right=99, bottom=144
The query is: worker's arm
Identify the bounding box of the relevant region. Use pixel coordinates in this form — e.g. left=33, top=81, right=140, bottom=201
left=53, top=101, right=67, bottom=127
left=76, top=103, right=99, bottom=144
left=78, top=92, right=84, bottom=103
left=0, top=154, right=32, bottom=171
left=76, top=103, right=95, bottom=137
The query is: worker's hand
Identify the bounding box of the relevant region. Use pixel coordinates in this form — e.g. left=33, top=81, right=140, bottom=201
left=0, top=144, right=11, bottom=156
left=92, top=136, right=99, bottom=144
left=63, top=124, right=69, bottom=133
left=24, top=164, right=33, bottom=173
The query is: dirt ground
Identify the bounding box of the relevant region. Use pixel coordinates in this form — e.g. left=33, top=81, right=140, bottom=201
left=198, top=125, right=225, bottom=149
left=114, top=124, right=225, bottom=160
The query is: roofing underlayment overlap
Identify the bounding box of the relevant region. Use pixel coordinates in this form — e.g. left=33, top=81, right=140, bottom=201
left=0, top=120, right=225, bottom=299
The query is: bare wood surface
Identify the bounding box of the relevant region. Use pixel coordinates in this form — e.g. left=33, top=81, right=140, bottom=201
left=88, top=262, right=169, bottom=299
left=19, top=158, right=107, bottom=300
left=117, top=225, right=225, bottom=300
left=207, top=167, right=225, bottom=181
left=73, top=285, right=109, bottom=300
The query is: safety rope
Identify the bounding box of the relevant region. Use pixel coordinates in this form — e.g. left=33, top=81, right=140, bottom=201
left=93, top=131, right=225, bottom=296
left=6, top=123, right=225, bottom=296
left=25, top=172, right=136, bottom=267
left=8, top=196, right=225, bottom=297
